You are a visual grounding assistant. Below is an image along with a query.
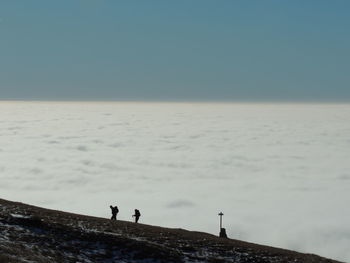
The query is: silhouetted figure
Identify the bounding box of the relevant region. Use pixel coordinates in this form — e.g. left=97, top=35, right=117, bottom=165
left=110, top=205, right=119, bottom=220
left=132, top=209, right=141, bottom=223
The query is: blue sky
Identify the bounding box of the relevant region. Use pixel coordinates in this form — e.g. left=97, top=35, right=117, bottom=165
left=0, top=1, right=349, bottom=101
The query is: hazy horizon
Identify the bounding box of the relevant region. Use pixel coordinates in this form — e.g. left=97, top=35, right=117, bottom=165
left=1, top=99, right=350, bottom=104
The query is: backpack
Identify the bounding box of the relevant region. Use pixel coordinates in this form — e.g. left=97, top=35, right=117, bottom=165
left=135, top=209, right=141, bottom=217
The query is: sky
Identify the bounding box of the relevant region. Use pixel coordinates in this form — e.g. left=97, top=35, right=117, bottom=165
left=0, top=0, right=350, bottom=101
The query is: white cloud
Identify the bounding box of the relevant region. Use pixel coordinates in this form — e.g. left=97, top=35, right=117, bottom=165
left=0, top=102, right=349, bottom=262
left=166, top=200, right=196, bottom=208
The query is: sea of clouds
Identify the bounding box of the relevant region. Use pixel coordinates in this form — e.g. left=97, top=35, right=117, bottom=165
left=0, top=102, right=349, bottom=262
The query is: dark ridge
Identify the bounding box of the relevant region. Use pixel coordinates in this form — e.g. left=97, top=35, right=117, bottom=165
left=0, top=198, right=344, bottom=263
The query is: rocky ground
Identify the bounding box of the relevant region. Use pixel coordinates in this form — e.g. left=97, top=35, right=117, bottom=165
left=0, top=198, right=344, bottom=263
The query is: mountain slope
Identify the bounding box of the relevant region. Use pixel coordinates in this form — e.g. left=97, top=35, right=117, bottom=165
left=0, top=198, right=343, bottom=263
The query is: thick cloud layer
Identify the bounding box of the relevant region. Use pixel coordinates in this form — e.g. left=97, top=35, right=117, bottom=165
left=0, top=102, right=349, bottom=262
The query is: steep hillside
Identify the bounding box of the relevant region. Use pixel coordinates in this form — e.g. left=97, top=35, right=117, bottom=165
left=0, top=198, right=343, bottom=263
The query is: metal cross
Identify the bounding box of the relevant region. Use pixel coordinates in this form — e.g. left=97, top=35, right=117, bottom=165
left=218, top=212, right=224, bottom=230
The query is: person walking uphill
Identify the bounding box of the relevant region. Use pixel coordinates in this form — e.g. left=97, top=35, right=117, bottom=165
left=132, top=209, right=141, bottom=223
left=110, top=205, right=119, bottom=220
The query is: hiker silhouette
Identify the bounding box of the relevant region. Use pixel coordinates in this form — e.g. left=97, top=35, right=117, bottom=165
left=110, top=205, right=119, bottom=220
left=132, top=209, right=141, bottom=223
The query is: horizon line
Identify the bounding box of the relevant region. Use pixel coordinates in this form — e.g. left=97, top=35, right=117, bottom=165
left=0, top=99, right=349, bottom=104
